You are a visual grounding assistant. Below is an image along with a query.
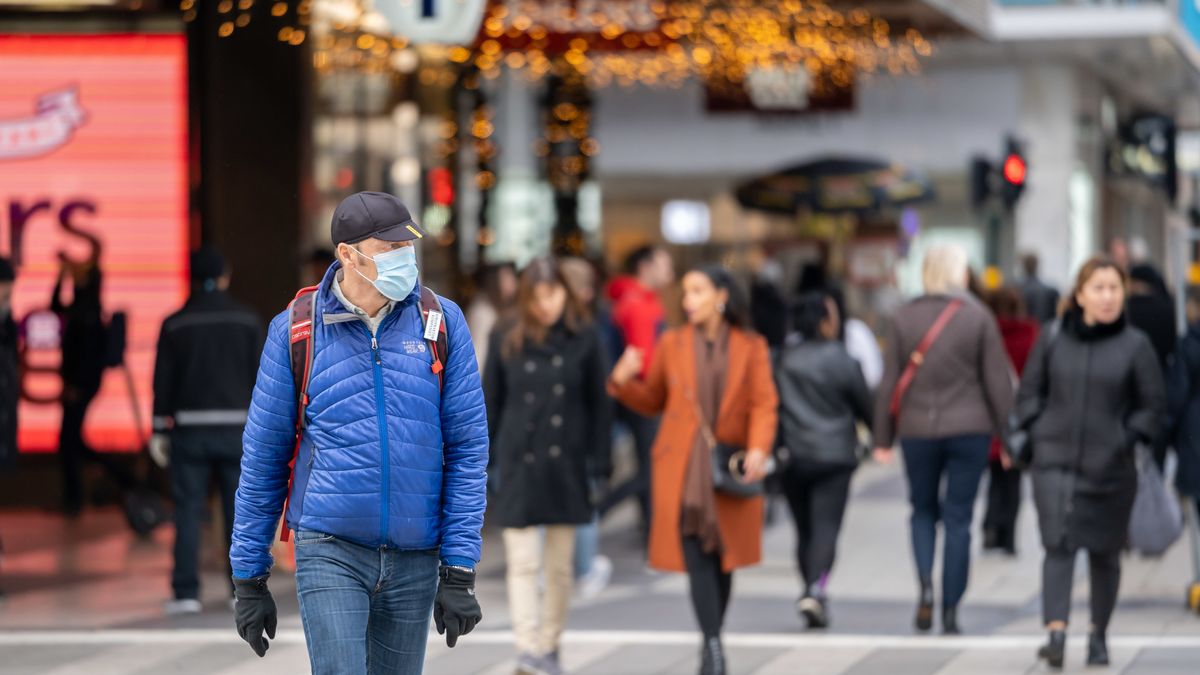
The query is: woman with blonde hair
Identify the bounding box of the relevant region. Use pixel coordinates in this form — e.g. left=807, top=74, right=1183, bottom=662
left=873, top=244, right=1015, bottom=635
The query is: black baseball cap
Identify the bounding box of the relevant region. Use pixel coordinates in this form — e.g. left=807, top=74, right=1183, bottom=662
left=332, top=191, right=427, bottom=245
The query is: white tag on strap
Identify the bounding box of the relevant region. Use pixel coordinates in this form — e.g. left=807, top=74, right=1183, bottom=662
left=423, top=310, right=443, bottom=342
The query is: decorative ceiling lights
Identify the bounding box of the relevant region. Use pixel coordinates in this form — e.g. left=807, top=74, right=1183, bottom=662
left=470, top=0, right=932, bottom=92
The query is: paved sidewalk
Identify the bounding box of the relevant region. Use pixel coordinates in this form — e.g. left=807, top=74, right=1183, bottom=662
left=0, top=462, right=1197, bottom=674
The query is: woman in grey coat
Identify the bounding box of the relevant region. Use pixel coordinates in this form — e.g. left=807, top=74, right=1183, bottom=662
left=1015, top=257, right=1165, bottom=670
left=873, top=244, right=1015, bottom=636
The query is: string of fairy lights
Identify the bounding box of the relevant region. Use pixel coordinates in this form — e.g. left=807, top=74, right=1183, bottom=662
left=183, top=0, right=931, bottom=92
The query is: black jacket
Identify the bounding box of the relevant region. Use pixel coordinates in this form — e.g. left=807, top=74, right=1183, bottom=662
left=483, top=322, right=612, bottom=528
left=1016, top=311, right=1165, bottom=551
left=1127, top=293, right=1177, bottom=369
left=1018, top=277, right=1060, bottom=326
left=52, top=266, right=106, bottom=393
left=775, top=338, right=872, bottom=467
left=0, top=311, right=17, bottom=468
left=152, top=289, right=263, bottom=432
left=1166, top=323, right=1200, bottom=497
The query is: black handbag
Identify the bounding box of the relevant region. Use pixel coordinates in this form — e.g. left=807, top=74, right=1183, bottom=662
left=690, top=395, right=765, bottom=499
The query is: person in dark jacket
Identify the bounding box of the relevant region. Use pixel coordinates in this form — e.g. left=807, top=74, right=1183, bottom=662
left=1127, top=263, right=1176, bottom=369
left=0, top=258, right=16, bottom=473
left=1017, top=254, right=1060, bottom=326
left=1016, top=257, right=1165, bottom=670
left=981, top=287, right=1039, bottom=555
left=229, top=192, right=487, bottom=671
left=51, top=237, right=121, bottom=516
left=873, top=244, right=1014, bottom=636
left=150, top=246, right=263, bottom=615
left=775, top=292, right=872, bottom=630
left=0, top=257, right=15, bottom=599
left=484, top=257, right=612, bottom=675
left=1164, top=288, right=1200, bottom=567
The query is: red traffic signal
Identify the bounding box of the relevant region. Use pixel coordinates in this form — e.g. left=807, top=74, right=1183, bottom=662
left=1003, top=153, right=1027, bottom=186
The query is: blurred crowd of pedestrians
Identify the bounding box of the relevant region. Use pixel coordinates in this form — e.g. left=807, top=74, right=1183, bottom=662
left=1, top=190, right=1199, bottom=675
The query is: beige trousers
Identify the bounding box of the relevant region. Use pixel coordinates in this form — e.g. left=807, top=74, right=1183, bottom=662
left=503, top=525, right=576, bottom=655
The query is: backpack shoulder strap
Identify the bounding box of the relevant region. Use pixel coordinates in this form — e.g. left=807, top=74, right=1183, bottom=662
left=419, top=286, right=450, bottom=392
left=280, top=285, right=318, bottom=544
left=288, top=286, right=320, bottom=425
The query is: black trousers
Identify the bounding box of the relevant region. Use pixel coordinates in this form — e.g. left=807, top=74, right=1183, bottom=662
left=779, top=460, right=854, bottom=597
left=1042, top=546, right=1121, bottom=634
left=682, top=537, right=732, bottom=641
left=59, top=385, right=136, bottom=513
left=983, top=459, right=1022, bottom=550
left=170, top=428, right=242, bottom=600
left=599, top=406, right=658, bottom=533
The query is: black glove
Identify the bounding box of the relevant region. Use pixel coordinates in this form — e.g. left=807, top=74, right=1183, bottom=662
left=433, top=565, right=481, bottom=648
left=233, top=575, right=277, bottom=657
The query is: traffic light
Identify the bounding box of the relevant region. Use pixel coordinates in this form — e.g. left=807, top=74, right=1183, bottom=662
left=1000, top=139, right=1026, bottom=211
left=969, top=137, right=1028, bottom=212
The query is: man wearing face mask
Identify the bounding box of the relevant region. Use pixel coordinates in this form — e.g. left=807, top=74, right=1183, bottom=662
left=230, top=192, right=488, bottom=673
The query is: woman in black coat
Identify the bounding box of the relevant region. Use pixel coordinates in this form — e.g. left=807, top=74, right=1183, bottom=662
left=483, top=256, right=612, bottom=675
left=774, top=292, right=873, bottom=630
left=1015, top=257, right=1165, bottom=670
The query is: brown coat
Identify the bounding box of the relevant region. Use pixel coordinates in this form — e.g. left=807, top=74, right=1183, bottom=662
left=611, top=325, right=779, bottom=573
left=873, top=294, right=1015, bottom=448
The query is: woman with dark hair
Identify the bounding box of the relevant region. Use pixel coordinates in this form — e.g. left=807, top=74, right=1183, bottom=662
left=608, top=264, right=778, bottom=675
left=981, top=286, right=1039, bottom=555
left=483, top=257, right=613, bottom=675
left=1016, top=257, right=1165, bottom=669
left=775, top=292, right=873, bottom=629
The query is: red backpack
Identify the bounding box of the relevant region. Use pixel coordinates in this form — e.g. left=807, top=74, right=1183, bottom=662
left=277, top=285, right=450, bottom=542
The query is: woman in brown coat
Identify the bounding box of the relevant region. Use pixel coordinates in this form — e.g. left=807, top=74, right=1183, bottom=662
left=609, top=264, right=778, bottom=675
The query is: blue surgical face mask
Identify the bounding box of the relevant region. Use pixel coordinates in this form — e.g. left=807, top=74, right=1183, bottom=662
left=351, top=245, right=418, bottom=301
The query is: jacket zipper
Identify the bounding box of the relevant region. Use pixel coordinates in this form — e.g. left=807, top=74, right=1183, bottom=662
left=364, top=326, right=390, bottom=546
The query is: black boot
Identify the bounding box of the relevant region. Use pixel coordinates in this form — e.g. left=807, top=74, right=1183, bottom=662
left=914, top=581, right=934, bottom=632
left=942, top=606, right=961, bottom=636
left=1087, top=631, right=1110, bottom=666
left=699, top=636, right=725, bottom=675
left=1037, top=630, right=1066, bottom=670
left=982, top=527, right=999, bottom=550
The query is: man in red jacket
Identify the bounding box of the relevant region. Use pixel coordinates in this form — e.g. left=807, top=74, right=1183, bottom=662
left=600, top=245, right=674, bottom=539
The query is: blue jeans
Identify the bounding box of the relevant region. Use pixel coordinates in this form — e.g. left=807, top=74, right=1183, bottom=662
left=901, top=435, right=990, bottom=609
left=294, top=530, right=439, bottom=675
left=574, top=516, right=599, bottom=578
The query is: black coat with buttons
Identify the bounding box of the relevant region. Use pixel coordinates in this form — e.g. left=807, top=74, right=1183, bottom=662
left=483, top=321, right=613, bottom=528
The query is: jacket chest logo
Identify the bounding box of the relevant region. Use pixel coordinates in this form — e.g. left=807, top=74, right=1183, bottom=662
left=402, top=339, right=427, bottom=354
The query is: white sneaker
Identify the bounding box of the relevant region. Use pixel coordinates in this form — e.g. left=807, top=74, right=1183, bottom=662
left=164, top=598, right=203, bottom=615
left=576, top=555, right=612, bottom=600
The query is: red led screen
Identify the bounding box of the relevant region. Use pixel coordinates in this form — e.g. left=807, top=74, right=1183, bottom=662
left=0, top=34, right=189, bottom=452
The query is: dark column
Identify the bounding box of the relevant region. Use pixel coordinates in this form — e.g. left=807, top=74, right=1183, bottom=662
left=189, top=4, right=311, bottom=321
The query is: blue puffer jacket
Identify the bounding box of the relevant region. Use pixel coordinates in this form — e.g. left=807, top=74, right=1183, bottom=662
left=230, top=264, right=488, bottom=578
